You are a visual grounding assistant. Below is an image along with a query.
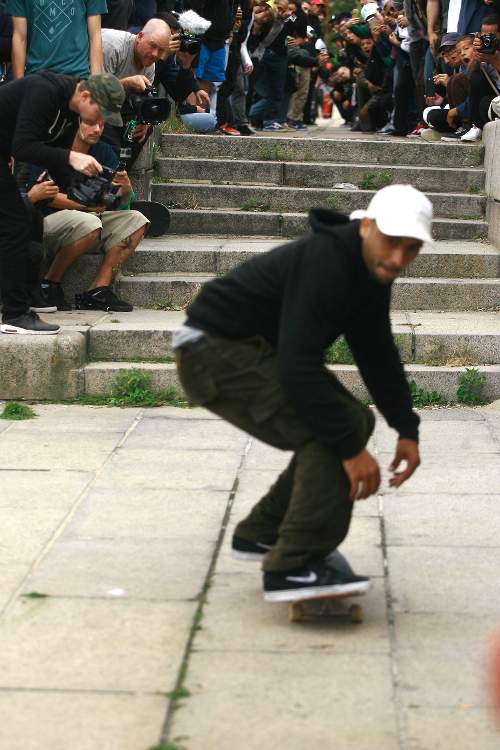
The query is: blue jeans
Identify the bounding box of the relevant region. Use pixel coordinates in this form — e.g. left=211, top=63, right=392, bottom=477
left=249, top=50, right=288, bottom=126
left=181, top=112, right=217, bottom=133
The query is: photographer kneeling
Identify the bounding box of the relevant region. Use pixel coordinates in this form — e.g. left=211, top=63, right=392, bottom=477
left=27, top=119, right=149, bottom=313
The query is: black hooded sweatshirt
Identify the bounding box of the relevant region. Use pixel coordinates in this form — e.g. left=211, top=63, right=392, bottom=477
left=0, top=70, right=78, bottom=170
left=186, top=210, right=420, bottom=459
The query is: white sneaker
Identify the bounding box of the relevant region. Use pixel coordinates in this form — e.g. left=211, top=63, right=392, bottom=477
left=460, top=126, right=482, bottom=142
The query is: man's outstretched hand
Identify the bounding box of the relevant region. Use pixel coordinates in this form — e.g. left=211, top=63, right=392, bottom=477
left=342, top=449, right=381, bottom=501
left=389, top=438, right=420, bottom=488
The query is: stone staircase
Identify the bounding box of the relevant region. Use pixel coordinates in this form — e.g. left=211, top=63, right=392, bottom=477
left=1, top=132, right=499, bottom=403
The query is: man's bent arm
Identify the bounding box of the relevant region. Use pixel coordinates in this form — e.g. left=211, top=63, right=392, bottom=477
left=11, top=16, right=27, bottom=79
left=87, top=15, right=104, bottom=74
left=345, top=294, right=419, bottom=442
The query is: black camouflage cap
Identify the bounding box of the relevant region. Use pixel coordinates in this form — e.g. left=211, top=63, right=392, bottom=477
left=87, top=73, right=125, bottom=126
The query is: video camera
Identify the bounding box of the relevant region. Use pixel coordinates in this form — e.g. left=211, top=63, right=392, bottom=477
left=179, top=31, right=201, bottom=55
left=127, top=85, right=171, bottom=125
left=67, top=165, right=120, bottom=209
left=479, top=32, right=498, bottom=54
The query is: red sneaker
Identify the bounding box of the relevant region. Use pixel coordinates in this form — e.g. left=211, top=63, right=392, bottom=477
left=406, top=123, right=426, bottom=138
left=218, top=123, right=241, bottom=136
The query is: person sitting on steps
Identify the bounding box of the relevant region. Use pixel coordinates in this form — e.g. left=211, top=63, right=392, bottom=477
left=25, top=118, right=149, bottom=313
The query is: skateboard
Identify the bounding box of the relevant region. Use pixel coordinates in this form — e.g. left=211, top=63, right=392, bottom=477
left=133, top=200, right=170, bottom=237
left=287, top=550, right=366, bottom=624
left=288, top=591, right=365, bottom=623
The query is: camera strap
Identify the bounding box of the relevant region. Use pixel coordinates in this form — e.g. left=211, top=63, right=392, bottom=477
left=251, top=17, right=285, bottom=61
left=481, top=63, right=500, bottom=96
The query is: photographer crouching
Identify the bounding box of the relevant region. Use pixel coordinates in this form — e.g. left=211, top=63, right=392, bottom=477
left=0, top=71, right=125, bottom=335
left=463, top=15, right=500, bottom=142
left=25, top=118, right=149, bottom=313
left=101, top=19, right=173, bottom=166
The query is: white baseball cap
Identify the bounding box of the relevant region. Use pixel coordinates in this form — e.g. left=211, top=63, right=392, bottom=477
left=350, top=185, right=433, bottom=243
left=360, top=3, right=378, bottom=21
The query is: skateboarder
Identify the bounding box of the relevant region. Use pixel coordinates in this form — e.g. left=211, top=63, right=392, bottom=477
left=174, top=185, right=430, bottom=603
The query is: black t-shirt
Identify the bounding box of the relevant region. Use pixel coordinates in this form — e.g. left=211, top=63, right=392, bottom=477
left=101, top=0, right=135, bottom=30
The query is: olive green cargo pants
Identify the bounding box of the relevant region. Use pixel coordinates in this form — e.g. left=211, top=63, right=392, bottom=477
left=176, top=334, right=375, bottom=572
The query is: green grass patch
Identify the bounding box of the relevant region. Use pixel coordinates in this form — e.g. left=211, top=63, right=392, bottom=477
left=257, top=144, right=287, bottom=161
left=72, top=370, right=188, bottom=408
left=242, top=198, right=270, bottom=212
left=160, top=111, right=193, bottom=135
left=0, top=401, right=36, bottom=420
left=457, top=367, right=486, bottom=404
left=326, top=195, right=340, bottom=210
left=325, top=339, right=355, bottom=364
left=468, top=185, right=482, bottom=194
left=409, top=380, right=448, bottom=407
left=165, top=687, right=191, bottom=700
left=359, top=172, right=393, bottom=190
left=147, top=744, right=186, bottom=750
left=21, top=592, right=49, bottom=599
left=152, top=301, right=184, bottom=311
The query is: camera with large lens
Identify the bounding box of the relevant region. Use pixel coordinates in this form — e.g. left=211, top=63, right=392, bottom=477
left=128, top=85, right=171, bottom=125
left=179, top=31, right=201, bottom=55
left=479, top=32, right=498, bottom=54
left=67, top=166, right=119, bottom=209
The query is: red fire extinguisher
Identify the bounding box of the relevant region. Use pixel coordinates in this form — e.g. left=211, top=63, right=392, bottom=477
left=322, top=91, right=333, bottom=118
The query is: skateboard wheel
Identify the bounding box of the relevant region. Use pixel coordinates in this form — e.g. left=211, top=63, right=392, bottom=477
left=288, top=602, right=304, bottom=623
left=349, top=604, right=363, bottom=624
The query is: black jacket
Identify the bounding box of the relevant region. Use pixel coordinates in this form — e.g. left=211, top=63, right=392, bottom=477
left=187, top=210, right=419, bottom=458
left=0, top=71, right=78, bottom=170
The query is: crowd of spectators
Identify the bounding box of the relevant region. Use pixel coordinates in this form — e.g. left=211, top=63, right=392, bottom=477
left=1, top=0, right=498, bottom=140
left=1, top=0, right=500, bottom=328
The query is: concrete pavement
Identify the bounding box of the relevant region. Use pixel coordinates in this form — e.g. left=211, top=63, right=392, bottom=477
left=0, top=402, right=499, bottom=750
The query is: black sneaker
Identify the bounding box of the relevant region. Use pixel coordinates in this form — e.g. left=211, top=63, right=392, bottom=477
left=263, top=562, right=371, bottom=602
left=29, top=284, right=57, bottom=313
left=440, top=125, right=469, bottom=141
left=236, top=124, right=256, bottom=136
left=231, top=534, right=275, bottom=561
left=40, top=280, right=72, bottom=311
left=75, top=286, right=133, bottom=312
left=1, top=311, right=61, bottom=335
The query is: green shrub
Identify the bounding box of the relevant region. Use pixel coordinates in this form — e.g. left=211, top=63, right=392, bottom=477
left=457, top=367, right=486, bottom=404
left=409, top=380, right=447, bottom=407
left=325, top=339, right=355, bottom=364
left=0, top=401, right=36, bottom=420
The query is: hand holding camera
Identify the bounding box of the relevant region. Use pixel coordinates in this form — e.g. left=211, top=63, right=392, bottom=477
left=68, top=151, right=103, bottom=176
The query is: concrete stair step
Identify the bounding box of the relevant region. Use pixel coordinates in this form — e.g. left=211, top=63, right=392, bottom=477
left=82, top=360, right=500, bottom=403
left=160, top=134, right=484, bottom=169
left=152, top=183, right=485, bottom=220
left=116, top=273, right=500, bottom=312
left=167, top=208, right=488, bottom=240
left=157, top=157, right=485, bottom=194
left=126, top=237, right=500, bottom=279
left=86, top=309, right=500, bottom=366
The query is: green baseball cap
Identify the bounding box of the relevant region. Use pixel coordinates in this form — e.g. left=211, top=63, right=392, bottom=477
left=86, top=73, right=125, bottom=126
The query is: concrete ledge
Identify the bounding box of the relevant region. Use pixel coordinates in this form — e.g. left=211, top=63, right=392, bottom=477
left=82, top=361, right=500, bottom=402
left=486, top=197, right=500, bottom=249
left=0, top=331, right=86, bottom=400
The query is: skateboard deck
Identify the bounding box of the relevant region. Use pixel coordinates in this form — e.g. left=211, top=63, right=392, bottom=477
left=133, top=200, right=170, bottom=237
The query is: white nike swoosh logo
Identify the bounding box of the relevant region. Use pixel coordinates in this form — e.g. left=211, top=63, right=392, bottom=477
left=286, top=572, right=317, bottom=584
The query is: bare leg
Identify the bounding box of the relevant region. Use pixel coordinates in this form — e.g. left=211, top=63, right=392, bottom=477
left=45, top=230, right=100, bottom=283
left=89, top=226, right=145, bottom=289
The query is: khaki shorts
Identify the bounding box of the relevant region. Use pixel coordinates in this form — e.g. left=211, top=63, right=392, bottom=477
left=43, top=209, right=149, bottom=255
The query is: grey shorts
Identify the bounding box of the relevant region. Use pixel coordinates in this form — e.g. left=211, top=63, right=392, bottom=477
left=43, top=209, right=149, bottom=255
